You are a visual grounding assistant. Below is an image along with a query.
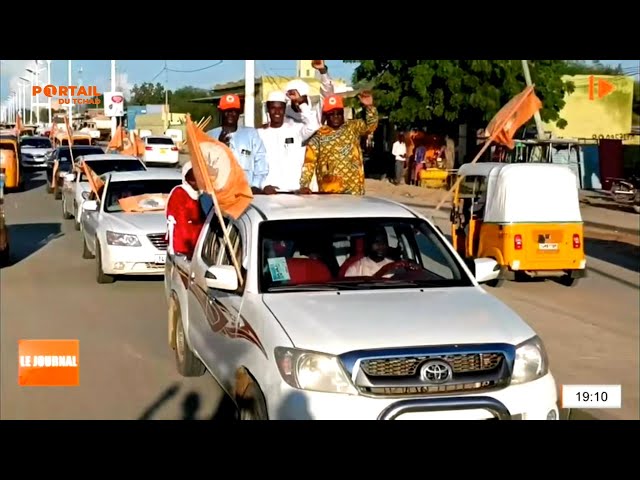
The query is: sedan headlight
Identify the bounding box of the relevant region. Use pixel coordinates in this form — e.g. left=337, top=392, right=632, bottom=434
left=511, top=336, right=549, bottom=385
left=275, top=347, right=357, bottom=395
left=106, top=231, right=141, bottom=247
left=81, top=191, right=90, bottom=200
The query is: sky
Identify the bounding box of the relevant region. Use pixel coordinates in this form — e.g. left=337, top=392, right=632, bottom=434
left=1, top=59, right=637, bottom=108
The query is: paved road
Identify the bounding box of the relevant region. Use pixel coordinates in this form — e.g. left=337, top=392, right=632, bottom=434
left=1, top=171, right=637, bottom=420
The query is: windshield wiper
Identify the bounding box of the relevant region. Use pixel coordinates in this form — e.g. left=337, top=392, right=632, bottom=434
left=267, top=284, right=340, bottom=292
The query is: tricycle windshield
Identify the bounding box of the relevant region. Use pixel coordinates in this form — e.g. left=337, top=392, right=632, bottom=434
left=258, top=217, right=472, bottom=293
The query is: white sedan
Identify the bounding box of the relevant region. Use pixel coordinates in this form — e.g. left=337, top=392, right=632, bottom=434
left=80, top=169, right=182, bottom=283
left=61, top=154, right=147, bottom=231
left=143, top=135, right=180, bottom=166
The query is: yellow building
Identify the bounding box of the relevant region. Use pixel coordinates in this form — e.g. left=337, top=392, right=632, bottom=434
left=544, top=74, right=638, bottom=146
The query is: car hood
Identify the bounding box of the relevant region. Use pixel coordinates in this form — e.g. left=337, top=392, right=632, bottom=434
left=262, top=287, right=536, bottom=355
left=102, top=211, right=166, bottom=234
left=22, top=147, right=52, bottom=156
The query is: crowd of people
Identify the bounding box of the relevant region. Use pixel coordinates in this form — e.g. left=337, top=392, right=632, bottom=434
left=166, top=60, right=379, bottom=259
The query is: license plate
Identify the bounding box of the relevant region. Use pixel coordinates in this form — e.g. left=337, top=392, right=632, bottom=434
left=538, top=243, right=558, bottom=251
left=155, top=254, right=166, bottom=264
left=160, top=149, right=167, bottom=154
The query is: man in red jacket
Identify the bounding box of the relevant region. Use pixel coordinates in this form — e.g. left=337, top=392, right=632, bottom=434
left=166, top=161, right=205, bottom=259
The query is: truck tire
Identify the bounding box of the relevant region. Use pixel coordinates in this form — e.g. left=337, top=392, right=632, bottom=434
left=173, top=306, right=206, bottom=377
left=237, top=382, right=268, bottom=420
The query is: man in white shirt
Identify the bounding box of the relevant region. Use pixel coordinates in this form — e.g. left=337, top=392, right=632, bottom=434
left=391, top=132, right=407, bottom=185
left=259, top=90, right=320, bottom=192
left=284, top=60, right=335, bottom=126
left=344, top=229, right=395, bottom=277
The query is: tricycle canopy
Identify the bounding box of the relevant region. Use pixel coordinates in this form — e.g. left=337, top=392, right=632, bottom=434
left=456, top=162, right=582, bottom=223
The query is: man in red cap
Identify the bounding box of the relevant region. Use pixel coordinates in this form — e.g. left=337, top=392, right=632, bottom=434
left=206, top=93, right=269, bottom=194
left=299, top=92, right=378, bottom=195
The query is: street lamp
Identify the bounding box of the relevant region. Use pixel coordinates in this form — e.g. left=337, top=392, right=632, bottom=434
left=26, top=61, right=46, bottom=125
left=19, top=76, right=29, bottom=121
left=25, top=68, right=35, bottom=123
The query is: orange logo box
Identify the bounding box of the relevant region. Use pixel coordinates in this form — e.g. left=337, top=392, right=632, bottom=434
left=18, top=340, right=80, bottom=387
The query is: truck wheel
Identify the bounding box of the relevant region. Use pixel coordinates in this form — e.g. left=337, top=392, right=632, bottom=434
left=174, top=309, right=206, bottom=377
left=95, top=242, right=115, bottom=284
left=237, top=382, right=268, bottom=420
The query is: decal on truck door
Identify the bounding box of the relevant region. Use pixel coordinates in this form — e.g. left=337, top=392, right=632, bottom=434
left=191, top=284, right=267, bottom=359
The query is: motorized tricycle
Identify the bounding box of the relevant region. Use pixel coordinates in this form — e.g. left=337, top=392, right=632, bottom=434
left=450, top=162, right=587, bottom=287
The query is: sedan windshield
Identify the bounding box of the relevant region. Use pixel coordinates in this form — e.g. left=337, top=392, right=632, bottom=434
left=259, top=217, right=472, bottom=292
left=80, top=159, right=146, bottom=180
left=104, top=179, right=181, bottom=213
left=21, top=138, right=52, bottom=148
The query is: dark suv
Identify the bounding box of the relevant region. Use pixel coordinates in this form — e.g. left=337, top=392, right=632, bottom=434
left=46, top=145, right=104, bottom=198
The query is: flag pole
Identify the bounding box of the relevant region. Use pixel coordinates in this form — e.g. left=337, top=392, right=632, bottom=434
left=185, top=116, right=243, bottom=286
left=433, top=87, right=536, bottom=212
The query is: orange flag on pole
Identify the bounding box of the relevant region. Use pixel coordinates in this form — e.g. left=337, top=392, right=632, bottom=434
left=185, top=114, right=253, bottom=220
left=64, top=116, right=74, bottom=147
left=483, top=85, right=542, bottom=150
left=81, top=162, right=105, bottom=198
left=15, top=115, right=23, bottom=136
left=434, top=84, right=543, bottom=211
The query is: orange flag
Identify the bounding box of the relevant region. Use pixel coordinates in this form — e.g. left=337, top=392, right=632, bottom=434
left=15, top=115, right=23, bottom=136
left=185, top=115, right=253, bottom=220
left=484, top=85, right=542, bottom=149
left=81, top=162, right=105, bottom=198
left=64, top=116, right=74, bottom=147
left=107, top=125, right=125, bottom=151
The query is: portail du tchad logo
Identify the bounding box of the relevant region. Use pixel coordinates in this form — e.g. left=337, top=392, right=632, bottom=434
left=32, top=85, right=101, bottom=106
left=19, top=339, right=80, bottom=387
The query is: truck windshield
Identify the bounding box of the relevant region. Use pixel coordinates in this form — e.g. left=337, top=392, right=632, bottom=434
left=258, top=217, right=472, bottom=292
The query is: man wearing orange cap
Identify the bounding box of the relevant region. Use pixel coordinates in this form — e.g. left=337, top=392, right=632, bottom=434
left=206, top=93, right=269, bottom=194
left=299, top=92, right=378, bottom=195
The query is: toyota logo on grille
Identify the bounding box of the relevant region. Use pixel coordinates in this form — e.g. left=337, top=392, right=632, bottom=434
left=419, top=360, right=453, bottom=384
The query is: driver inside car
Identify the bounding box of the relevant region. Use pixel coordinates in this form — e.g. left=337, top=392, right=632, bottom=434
left=344, top=228, right=395, bottom=277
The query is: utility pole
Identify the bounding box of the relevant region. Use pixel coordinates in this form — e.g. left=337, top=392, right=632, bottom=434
left=244, top=60, right=255, bottom=127
left=111, top=60, right=117, bottom=137
left=47, top=60, right=52, bottom=125
left=164, top=60, right=169, bottom=131
left=521, top=60, right=546, bottom=139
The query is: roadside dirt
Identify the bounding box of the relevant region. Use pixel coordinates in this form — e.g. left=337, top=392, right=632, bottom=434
left=364, top=179, right=640, bottom=249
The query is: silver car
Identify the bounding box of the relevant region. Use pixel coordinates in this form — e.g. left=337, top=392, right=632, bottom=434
left=80, top=169, right=182, bottom=284
left=20, top=136, right=53, bottom=169
left=60, top=154, right=147, bottom=231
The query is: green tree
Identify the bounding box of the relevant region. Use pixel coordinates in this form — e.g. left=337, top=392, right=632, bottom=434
left=345, top=60, right=574, bottom=132
left=129, top=82, right=166, bottom=105
left=168, top=86, right=216, bottom=122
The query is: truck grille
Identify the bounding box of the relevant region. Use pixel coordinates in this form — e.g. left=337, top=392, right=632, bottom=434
left=362, top=353, right=503, bottom=377
left=147, top=233, right=168, bottom=251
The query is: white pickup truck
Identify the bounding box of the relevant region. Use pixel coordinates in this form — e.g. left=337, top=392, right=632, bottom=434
left=164, top=194, right=559, bottom=420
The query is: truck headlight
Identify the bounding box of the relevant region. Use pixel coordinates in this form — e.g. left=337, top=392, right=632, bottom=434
left=511, top=336, right=549, bottom=385
left=275, top=347, right=357, bottom=395
left=106, top=231, right=141, bottom=247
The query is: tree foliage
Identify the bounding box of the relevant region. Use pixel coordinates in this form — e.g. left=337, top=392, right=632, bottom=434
left=128, top=82, right=216, bottom=121
left=345, top=60, right=576, bottom=131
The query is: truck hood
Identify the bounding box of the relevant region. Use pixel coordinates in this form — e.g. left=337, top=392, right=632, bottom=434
left=103, top=212, right=166, bottom=234
left=262, top=287, right=536, bottom=355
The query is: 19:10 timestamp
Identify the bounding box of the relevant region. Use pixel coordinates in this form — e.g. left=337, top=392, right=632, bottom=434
left=561, top=385, right=621, bottom=409
left=576, top=391, right=608, bottom=402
